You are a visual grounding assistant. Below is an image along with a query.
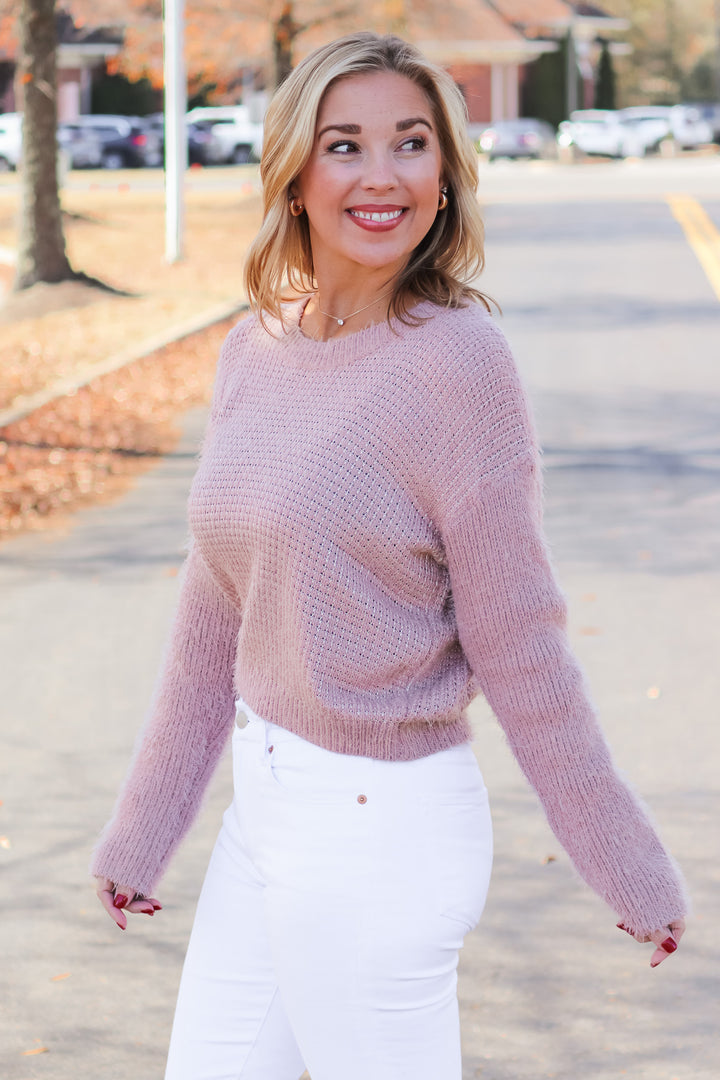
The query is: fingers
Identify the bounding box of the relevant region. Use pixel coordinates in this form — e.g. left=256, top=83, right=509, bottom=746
left=617, top=917, right=686, bottom=968
left=94, top=876, right=162, bottom=931
left=648, top=917, right=686, bottom=968
left=95, top=876, right=127, bottom=929
left=668, top=917, right=686, bottom=944
left=126, top=895, right=163, bottom=915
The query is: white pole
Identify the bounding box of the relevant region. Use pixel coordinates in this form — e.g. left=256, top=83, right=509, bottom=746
left=163, top=0, right=186, bottom=264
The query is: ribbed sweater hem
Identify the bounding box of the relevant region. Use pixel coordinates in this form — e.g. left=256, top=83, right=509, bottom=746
left=237, top=679, right=473, bottom=761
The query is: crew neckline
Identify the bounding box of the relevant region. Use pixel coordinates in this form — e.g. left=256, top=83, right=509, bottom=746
left=274, top=296, right=440, bottom=370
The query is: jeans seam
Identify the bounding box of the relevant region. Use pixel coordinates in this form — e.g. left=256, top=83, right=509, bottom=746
left=236, top=984, right=302, bottom=1079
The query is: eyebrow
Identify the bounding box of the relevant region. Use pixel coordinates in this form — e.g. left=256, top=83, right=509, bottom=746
left=317, top=117, right=433, bottom=139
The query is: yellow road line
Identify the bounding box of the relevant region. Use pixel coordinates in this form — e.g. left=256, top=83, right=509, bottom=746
left=666, top=193, right=720, bottom=303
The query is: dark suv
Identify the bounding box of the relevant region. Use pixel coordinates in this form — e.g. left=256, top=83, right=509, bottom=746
left=72, top=115, right=163, bottom=168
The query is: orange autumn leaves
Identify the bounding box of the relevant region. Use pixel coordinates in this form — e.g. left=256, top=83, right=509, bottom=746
left=58, top=1, right=344, bottom=94
left=2, top=2, right=401, bottom=96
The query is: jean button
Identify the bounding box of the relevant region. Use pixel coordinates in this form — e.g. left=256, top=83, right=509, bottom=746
left=235, top=708, right=249, bottom=729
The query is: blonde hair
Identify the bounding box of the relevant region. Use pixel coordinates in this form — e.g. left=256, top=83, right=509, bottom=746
left=244, top=32, right=491, bottom=329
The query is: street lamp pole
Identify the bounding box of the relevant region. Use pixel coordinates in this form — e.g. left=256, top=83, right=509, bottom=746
left=163, top=0, right=186, bottom=264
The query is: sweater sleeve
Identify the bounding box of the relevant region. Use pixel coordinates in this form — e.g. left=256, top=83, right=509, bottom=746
left=90, top=537, right=242, bottom=897
left=90, top=325, right=248, bottom=895
left=443, top=453, right=688, bottom=936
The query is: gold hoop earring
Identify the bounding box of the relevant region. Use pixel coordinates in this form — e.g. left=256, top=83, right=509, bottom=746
left=438, top=188, right=449, bottom=211
left=289, top=196, right=305, bottom=217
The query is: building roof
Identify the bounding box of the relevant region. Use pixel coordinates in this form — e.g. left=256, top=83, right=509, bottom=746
left=409, top=0, right=525, bottom=43
left=488, top=0, right=573, bottom=28
left=56, top=10, right=122, bottom=47
left=298, top=1, right=557, bottom=66
left=488, top=0, right=627, bottom=34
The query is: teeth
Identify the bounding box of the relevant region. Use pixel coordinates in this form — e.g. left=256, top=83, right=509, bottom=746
left=350, top=209, right=403, bottom=222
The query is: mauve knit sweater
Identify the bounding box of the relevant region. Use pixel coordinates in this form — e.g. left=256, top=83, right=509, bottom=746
left=92, top=299, right=687, bottom=934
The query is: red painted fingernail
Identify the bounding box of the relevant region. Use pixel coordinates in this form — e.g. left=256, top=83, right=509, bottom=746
left=661, top=937, right=677, bottom=953
left=113, top=894, right=129, bottom=909
left=616, top=923, right=630, bottom=933
left=152, top=902, right=162, bottom=911
left=143, top=909, right=154, bottom=916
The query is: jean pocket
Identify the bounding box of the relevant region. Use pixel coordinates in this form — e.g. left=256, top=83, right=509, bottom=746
left=414, top=743, right=489, bottom=807
left=433, top=800, right=494, bottom=935
left=265, top=735, right=364, bottom=806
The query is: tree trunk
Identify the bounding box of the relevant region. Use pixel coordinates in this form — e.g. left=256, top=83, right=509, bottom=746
left=13, top=0, right=75, bottom=291
left=273, top=2, right=300, bottom=87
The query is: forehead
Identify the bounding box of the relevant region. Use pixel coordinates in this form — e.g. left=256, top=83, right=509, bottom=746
left=316, top=71, right=434, bottom=127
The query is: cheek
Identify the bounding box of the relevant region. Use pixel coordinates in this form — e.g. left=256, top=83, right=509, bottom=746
left=414, top=161, right=443, bottom=207
left=415, top=178, right=442, bottom=218
left=299, top=160, right=347, bottom=203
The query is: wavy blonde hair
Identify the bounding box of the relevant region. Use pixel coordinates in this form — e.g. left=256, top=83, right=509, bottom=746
left=244, top=32, right=491, bottom=329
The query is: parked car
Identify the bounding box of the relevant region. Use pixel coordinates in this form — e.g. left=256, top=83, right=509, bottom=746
left=185, top=105, right=263, bottom=164
left=477, top=118, right=557, bottom=161
left=57, top=122, right=104, bottom=168
left=186, top=120, right=225, bottom=165
left=618, top=105, right=713, bottom=152
left=616, top=110, right=668, bottom=155
left=73, top=114, right=163, bottom=168
left=692, top=102, right=720, bottom=144
left=668, top=104, right=713, bottom=149
left=557, top=109, right=643, bottom=158
left=145, top=113, right=225, bottom=166
left=0, top=112, right=22, bottom=171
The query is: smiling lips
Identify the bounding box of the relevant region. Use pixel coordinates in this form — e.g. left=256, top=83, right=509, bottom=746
left=347, top=206, right=407, bottom=231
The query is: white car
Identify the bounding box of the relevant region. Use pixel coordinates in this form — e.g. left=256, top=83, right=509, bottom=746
left=186, top=106, right=263, bottom=164
left=0, top=112, right=22, bottom=171
left=57, top=122, right=104, bottom=168
left=558, top=109, right=643, bottom=158
left=619, top=105, right=713, bottom=152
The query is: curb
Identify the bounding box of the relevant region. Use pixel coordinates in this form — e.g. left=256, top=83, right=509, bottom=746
left=0, top=298, right=249, bottom=430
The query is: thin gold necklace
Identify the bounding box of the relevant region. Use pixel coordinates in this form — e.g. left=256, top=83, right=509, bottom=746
left=316, top=288, right=393, bottom=327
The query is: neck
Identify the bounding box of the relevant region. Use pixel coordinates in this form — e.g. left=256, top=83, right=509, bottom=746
left=302, top=278, right=397, bottom=342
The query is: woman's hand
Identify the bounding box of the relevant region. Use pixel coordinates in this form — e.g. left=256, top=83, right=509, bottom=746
left=617, top=917, right=686, bottom=967
left=94, top=876, right=162, bottom=930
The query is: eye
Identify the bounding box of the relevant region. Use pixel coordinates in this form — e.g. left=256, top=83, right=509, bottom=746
left=326, top=140, right=360, bottom=155
left=398, top=134, right=428, bottom=152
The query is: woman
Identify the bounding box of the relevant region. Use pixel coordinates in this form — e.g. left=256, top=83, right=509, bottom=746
left=92, top=32, right=688, bottom=1080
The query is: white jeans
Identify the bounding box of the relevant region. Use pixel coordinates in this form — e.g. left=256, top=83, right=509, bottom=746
left=165, top=700, right=493, bottom=1080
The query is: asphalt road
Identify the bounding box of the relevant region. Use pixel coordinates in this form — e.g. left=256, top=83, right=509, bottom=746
left=1, top=157, right=719, bottom=1080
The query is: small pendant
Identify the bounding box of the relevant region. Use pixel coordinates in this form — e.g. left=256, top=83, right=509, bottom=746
left=337, top=318, right=344, bottom=326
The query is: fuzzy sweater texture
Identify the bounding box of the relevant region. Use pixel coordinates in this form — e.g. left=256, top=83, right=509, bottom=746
left=92, top=300, right=687, bottom=934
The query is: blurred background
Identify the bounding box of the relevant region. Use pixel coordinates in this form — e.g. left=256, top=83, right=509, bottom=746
left=0, top=4, right=719, bottom=1080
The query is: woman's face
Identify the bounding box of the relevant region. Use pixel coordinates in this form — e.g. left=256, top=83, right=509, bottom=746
left=293, top=71, right=444, bottom=282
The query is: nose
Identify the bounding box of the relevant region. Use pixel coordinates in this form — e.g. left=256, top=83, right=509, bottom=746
left=361, top=149, right=398, bottom=192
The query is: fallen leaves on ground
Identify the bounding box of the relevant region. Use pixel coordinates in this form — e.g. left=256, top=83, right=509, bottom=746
left=0, top=315, right=240, bottom=540
left=0, top=184, right=262, bottom=411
